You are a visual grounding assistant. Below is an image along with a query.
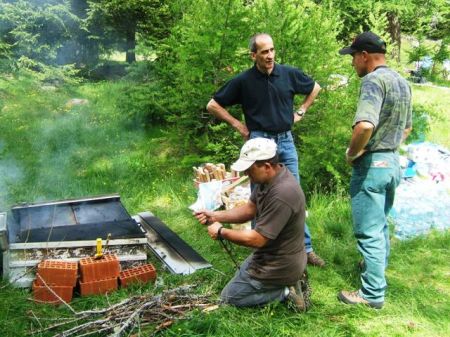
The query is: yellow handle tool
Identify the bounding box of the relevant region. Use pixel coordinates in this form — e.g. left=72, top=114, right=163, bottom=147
left=95, top=238, right=103, bottom=259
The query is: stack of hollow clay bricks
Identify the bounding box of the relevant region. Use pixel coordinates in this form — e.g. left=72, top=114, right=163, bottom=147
left=33, top=260, right=78, bottom=304
left=32, top=254, right=157, bottom=304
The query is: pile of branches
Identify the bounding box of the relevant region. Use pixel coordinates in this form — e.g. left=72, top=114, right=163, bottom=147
left=29, top=285, right=217, bottom=337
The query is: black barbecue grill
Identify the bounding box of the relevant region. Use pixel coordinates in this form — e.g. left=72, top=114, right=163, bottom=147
left=8, top=194, right=146, bottom=244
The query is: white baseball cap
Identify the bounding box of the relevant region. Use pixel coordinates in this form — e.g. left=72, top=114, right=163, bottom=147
left=231, top=138, right=277, bottom=172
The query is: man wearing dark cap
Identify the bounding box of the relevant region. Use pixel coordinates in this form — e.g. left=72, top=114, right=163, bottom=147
left=338, top=31, right=412, bottom=309
left=206, top=33, right=325, bottom=268
left=194, top=138, right=310, bottom=312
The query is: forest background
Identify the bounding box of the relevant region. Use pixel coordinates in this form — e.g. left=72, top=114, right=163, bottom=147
left=0, top=1, right=449, bottom=336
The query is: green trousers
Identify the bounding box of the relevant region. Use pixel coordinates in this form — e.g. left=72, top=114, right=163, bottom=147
left=350, top=151, right=401, bottom=302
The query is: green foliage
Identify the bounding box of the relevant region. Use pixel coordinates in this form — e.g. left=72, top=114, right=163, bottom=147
left=14, top=57, right=82, bottom=85
left=297, top=78, right=360, bottom=194
left=0, top=0, right=79, bottom=64
left=364, top=2, right=390, bottom=43
left=407, top=40, right=431, bottom=65
left=430, top=38, right=449, bottom=80
left=206, top=123, right=242, bottom=165
left=406, top=37, right=449, bottom=83
left=0, top=39, right=11, bottom=58
left=116, top=81, right=167, bottom=127
left=411, top=84, right=450, bottom=148
left=407, top=104, right=432, bottom=143
left=111, top=61, right=173, bottom=127
left=432, top=38, right=449, bottom=65
left=155, top=0, right=251, bottom=153
left=158, top=0, right=357, bottom=190
left=0, top=71, right=174, bottom=210
left=0, top=40, right=13, bottom=72
left=328, top=0, right=448, bottom=42
left=402, top=0, right=450, bottom=39
left=250, top=0, right=343, bottom=78
left=87, top=0, right=175, bottom=63
left=1, top=71, right=450, bottom=337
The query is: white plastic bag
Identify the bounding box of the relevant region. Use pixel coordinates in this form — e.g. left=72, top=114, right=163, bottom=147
left=189, top=180, right=223, bottom=212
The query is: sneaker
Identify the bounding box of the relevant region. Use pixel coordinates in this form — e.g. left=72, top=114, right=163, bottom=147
left=338, top=290, right=384, bottom=309
left=300, top=272, right=312, bottom=311
left=307, top=252, right=325, bottom=267
left=286, top=285, right=306, bottom=312
left=285, top=272, right=312, bottom=312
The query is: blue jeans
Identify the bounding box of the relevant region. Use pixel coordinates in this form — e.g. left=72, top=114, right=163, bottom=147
left=350, top=151, right=401, bottom=302
left=249, top=130, right=313, bottom=253
left=221, top=255, right=286, bottom=306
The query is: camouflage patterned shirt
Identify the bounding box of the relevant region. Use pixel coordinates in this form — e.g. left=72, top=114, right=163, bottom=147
left=353, top=66, right=412, bottom=151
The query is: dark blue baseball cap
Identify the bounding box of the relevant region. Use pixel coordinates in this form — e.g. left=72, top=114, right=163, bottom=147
left=339, top=31, right=387, bottom=55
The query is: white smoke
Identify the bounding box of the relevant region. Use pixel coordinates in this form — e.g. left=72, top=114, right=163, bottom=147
left=0, top=154, right=24, bottom=211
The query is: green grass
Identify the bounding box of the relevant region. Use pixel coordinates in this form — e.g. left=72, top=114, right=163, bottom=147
left=396, top=36, right=449, bottom=148
left=0, top=72, right=449, bottom=337
left=411, top=84, right=450, bottom=148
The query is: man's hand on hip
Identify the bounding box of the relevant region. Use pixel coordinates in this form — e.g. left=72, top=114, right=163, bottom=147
left=293, top=112, right=303, bottom=123
left=235, top=122, right=249, bottom=140
left=345, top=148, right=366, bottom=165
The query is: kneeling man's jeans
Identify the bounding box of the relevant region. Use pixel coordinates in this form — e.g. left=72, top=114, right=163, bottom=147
left=221, top=255, right=286, bottom=307
left=350, top=152, right=401, bottom=302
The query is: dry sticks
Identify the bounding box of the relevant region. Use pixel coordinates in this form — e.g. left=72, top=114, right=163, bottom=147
left=28, top=285, right=216, bottom=337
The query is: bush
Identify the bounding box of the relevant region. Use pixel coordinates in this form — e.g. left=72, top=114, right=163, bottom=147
left=115, top=81, right=167, bottom=127
left=112, top=61, right=169, bottom=127
left=297, top=78, right=359, bottom=194
left=407, top=104, right=433, bottom=143
left=154, top=0, right=355, bottom=186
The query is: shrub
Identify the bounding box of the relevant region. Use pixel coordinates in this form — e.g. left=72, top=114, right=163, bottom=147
left=115, top=81, right=167, bottom=127
left=155, top=0, right=352, bottom=189
left=297, top=79, right=359, bottom=194
left=112, top=62, right=168, bottom=127
left=407, top=104, right=433, bottom=143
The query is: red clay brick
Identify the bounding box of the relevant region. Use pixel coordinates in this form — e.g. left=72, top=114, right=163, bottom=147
left=36, top=260, right=78, bottom=287
left=32, top=280, right=73, bottom=305
left=79, top=277, right=118, bottom=296
left=119, top=264, right=157, bottom=288
left=79, top=254, right=120, bottom=282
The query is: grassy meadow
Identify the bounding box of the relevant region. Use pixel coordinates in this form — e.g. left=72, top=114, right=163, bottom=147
left=0, top=71, right=449, bottom=337
left=411, top=84, right=450, bottom=148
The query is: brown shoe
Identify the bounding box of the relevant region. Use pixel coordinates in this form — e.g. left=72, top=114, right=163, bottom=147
left=307, top=252, right=325, bottom=267
left=338, top=290, right=384, bottom=309
left=286, top=284, right=306, bottom=312
left=300, top=272, right=312, bottom=311
left=285, top=272, right=312, bottom=312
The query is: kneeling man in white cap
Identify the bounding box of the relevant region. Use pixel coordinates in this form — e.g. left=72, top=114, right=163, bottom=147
left=194, top=137, right=310, bottom=311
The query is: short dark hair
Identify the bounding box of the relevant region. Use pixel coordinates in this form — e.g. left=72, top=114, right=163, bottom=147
left=249, top=33, right=272, bottom=53
left=254, top=153, right=279, bottom=166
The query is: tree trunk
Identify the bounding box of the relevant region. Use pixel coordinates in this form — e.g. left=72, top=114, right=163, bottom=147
left=125, top=24, right=136, bottom=64
left=70, top=0, right=99, bottom=67
left=387, top=12, right=401, bottom=63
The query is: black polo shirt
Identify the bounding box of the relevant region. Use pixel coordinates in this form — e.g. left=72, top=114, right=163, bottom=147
left=213, top=63, right=315, bottom=133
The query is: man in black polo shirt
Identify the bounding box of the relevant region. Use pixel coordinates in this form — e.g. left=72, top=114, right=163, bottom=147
left=206, top=33, right=324, bottom=267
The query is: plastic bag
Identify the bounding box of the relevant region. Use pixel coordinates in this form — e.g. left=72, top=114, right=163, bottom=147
left=189, top=181, right=223, bottom=212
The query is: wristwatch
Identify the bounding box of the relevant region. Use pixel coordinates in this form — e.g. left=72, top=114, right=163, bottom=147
left=296, top=108, right=306, bottom=117
left=217, top=226, right=224, bottom=239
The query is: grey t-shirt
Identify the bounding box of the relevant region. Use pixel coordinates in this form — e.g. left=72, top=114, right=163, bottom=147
left=353, top=66, right=412, bottom=151
left=248, top=165, right=306, bottom=285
